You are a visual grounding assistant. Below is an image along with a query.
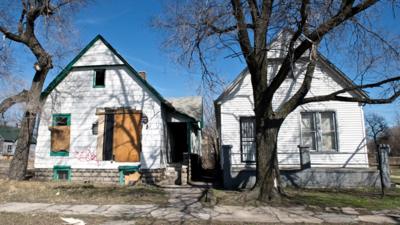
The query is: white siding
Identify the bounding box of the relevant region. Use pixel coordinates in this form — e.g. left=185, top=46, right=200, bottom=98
left=219, top=62, right=368, bottom=168
left=35, top=40, right=164, bottom=170
left=74, top=40, right=123, bottom=66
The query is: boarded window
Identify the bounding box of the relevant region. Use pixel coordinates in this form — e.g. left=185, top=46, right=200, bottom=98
left=240, top=117, right=256, bottom=162
left=51, top=114, right=71, bottom=155
left=301, top=112, right=338, bottom=151
left=94, top=69, right=105, bottom=87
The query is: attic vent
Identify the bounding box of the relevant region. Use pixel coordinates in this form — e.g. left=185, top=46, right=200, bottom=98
left=138, top=71, right=146, bottom=81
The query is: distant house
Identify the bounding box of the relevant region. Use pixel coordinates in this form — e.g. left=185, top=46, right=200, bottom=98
left=35, top=35, right=202, bottom=184
left=215, top=32, right=371, bottom=188
left=0, top=125, right=36, bottom=158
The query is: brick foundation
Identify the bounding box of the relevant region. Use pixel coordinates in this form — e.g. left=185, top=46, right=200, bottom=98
left=34, top=167, right=177, bottom=184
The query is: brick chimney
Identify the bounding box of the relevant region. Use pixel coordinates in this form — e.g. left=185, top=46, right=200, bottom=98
left=138, top=71, right=147, bottom=81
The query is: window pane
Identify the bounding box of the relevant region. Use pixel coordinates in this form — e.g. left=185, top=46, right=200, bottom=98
left=95, top=69, right=105, bottom=86
left=322, top=132, right=336, bottom=150
left=321, top=112, right=334, bottom=131
left=301, top=113, right=315, bottom=131
left=240, top=117, right=256, bottom=162
left=302, top=132, right=316, bottom=150
left=57, top=170, right=69, bottom=180
left=54, top=116, right=68, bottom=126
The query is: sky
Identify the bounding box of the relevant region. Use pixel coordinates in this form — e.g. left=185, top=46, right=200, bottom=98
left=1, top=0, right=399, bottom=125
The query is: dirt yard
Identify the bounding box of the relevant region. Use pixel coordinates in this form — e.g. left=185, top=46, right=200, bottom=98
left=0, top=180, right=168, bottom=205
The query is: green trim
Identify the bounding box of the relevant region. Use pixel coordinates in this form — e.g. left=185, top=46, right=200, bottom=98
left=41, top=34, right=199, bottom=124
left=41, top=35, right=167, bottom=105
left=41, top=35, right=104, bottom=99
left=93, top=70, right=106, bottom=88
left=74, top=64, right=124, bottom=69
left=53, top=165, right=71, bottom=181
left=50, top=151, right=69, bottom=156
left=118, top=165, right=141, bottom=185
left=52, top=114, right=71, bottom=126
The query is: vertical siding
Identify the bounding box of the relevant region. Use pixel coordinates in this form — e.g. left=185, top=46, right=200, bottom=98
left=35, top=41, right=164, bottom=170
left=219, top=62, right=369, bottom=168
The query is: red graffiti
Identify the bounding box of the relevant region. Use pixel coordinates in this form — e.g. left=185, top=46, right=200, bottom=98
left=74, top=149, right=101, bottom=166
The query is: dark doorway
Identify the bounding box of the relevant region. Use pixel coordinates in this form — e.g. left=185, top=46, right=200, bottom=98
left=168, top=122, right=188, bottom=163
left=103, top=113, right=114, bottom=160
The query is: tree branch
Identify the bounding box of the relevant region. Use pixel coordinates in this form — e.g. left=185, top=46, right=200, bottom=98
left=0, top=90, right=29, bottom=114
left=231, top=0, right=254, bottom=61
left=264, top=0, right=378, bottom=106
left=0, top=26, right=24, bottom=43
left=302, top=75, right=400, bottom=104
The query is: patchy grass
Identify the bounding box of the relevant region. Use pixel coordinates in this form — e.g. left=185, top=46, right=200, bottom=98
left=0, top=180, right=167, bottom=205
left=288, top=188, right=400, bottom=211
left=0, top=212, right=108, bottom=225
left=208, top=187, right=400, bottom=211
left=391, top=169, right=400, bottom=184
left=0, top=212, right=280, bottom=225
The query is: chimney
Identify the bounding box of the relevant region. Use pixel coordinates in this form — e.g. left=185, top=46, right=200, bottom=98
left=138, top=71, right=147, bottom=81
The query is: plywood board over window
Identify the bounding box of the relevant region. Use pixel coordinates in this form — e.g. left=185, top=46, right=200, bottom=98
left=113, top=112, right=142, bottom=162
left=50, top=114, right=71, bottom=156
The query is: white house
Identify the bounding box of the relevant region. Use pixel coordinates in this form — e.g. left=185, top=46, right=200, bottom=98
left=35, top=35, right=202, bottom=184
left=0, top=125, right=36, bottom=159
left=215, top=33, right=370, bottom=188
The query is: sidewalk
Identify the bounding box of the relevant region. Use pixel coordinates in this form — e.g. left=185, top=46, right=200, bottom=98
left=0, top=201, right=399, bottom=224
left=0, top=185, right=399, bottom=224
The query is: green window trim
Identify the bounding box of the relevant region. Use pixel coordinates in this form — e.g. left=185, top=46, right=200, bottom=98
left=53, top=165, right=71, bottom=181
left=93, top=69, right=106, bottom=88
left=50, top=151, right=69, bottom=157
left=52, top=114, right=71, bottom=126
left=118, top=165, right=140, bottom=185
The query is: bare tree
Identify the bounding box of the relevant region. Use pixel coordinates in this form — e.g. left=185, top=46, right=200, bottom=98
left=0, top=0, right=86, bottom=180
left=155, top=0, right=400, bottom=201
left=366, top=113, right=389, bottom=149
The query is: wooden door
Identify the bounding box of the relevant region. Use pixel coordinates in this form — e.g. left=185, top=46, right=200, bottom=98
left=112, top=112, right=142, bottom=162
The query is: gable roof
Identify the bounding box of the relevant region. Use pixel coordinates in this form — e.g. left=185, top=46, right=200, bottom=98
left=167, top=96, right=203, bottom=122
left=41, top=35, right=199, bottom=122
left=41, top=35, right=166, bottom=102
left=215, top=52, right=369, bottom=105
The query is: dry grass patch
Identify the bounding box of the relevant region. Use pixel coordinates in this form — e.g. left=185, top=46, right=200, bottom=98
left=0, top=180, right=167, bottom=205
left=208, top=187, right=400, bottom=211
left=0, top=212, right=108, bottom=225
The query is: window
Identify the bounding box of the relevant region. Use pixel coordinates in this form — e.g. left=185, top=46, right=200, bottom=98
left=240, top=117, right=256, bottom=162
left=301, top=112, right=338, bottom=151
left=53, top=165, right=71, bottom=181
left=7, top=145, right=12, bottom=153
left=93, top=69, right=105, bottom=88
left=50, top=114, right=71, bottom=156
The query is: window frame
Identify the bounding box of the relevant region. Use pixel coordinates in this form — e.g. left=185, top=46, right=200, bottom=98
left=300, top=111, right=339, bottom=152
left=50, top=113, right=71, bottom=157
left=7, top=145, right=12, bottom=153
left=53, top=165, right=71, bottom=181
left=239, top=116, right=256, bottom=163
left=93, top=69, right=106, bottom=88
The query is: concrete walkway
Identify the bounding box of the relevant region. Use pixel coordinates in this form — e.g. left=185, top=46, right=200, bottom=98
left=0, top=186, right=399, bottom=224
left=0, top=201, right=399, bottom=224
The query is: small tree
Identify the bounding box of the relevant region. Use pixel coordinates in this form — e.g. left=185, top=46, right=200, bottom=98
left=0, top=0, right=86, bottom=180
left=155, top=0, right=400, bottom=201
left=366, top=113, right=389, bottom=150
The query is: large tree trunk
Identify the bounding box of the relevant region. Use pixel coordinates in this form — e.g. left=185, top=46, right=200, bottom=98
left=253, top=116, right=284, bottom=201
left=8, top=68, right=49, bottom=180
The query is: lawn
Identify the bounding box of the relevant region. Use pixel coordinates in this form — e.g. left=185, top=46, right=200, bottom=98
left=391, top=169, right=400, bottom=184
left=0, top=180, right=168, bottom=205
left=209, top=187, right=400, bottom=211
